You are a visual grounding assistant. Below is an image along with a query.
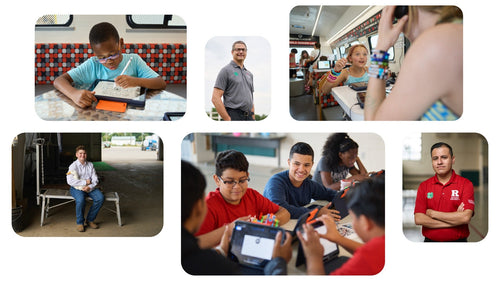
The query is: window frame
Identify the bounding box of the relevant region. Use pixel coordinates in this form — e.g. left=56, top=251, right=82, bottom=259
left=126, top=15, right=186, bottom=29
left=35, top=15, right=73, bottom=27
left=368, top=34, right=395, bottom=61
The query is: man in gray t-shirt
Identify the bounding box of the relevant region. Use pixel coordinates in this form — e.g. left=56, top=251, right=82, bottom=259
left=211, top=41, right=255, bottom=121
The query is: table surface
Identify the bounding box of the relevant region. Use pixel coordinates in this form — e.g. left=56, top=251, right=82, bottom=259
left=331, top=86, right=364, bottom=121
left=35, top=88, right=186, bottom=121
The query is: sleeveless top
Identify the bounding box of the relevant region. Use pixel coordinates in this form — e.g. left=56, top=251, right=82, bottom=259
left=345, top=68, right=369, bottom=85
left=421, top=100, right=458, bottom=121
left=421, top=19, right=462, bottom=121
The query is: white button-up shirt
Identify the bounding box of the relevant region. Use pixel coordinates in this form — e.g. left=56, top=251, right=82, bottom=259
left=66, top=160, right=99, bottom=190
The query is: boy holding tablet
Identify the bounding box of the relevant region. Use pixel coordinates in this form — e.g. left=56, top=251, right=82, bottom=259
left=181, top=160, right=292, bottom=275
left=297, top=175, right=385, bottom=275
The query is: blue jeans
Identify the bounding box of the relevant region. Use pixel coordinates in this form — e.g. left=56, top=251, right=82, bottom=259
left=70, top=187, right=104, bottom=225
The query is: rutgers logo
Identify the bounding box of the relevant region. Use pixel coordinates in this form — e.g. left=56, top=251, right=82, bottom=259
left=450, top=190, right=460, bottom=201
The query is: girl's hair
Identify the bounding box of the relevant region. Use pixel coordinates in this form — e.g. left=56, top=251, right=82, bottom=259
left=301, top=50, right=309, bottom=58
left=406, top=6, right=463, bottom=34
left=322, top=133, right=359, bottom=168
left=346, top=44, right=369, bottom=63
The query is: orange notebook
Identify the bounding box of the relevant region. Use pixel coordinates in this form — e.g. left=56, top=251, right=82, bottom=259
left=96, top=100, right=127, bottom=113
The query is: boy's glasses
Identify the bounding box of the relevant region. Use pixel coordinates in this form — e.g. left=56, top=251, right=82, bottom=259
left=94, top=53, right=121, bottom=64
left=217, top=176, right=250, bottom=187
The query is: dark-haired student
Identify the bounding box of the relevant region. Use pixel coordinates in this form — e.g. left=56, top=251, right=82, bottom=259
left=263, top=142, right=339, bottom=219
left=195, top=150, right=290, bottom=249
left=312, top=133, right=369, bottom=190
left=414, top=142, right=474, bottom=242
left=54, top=22, right=166, bottom=108
left=181, top=160, right=292, bottom=275
left=297, top=175, right=385, bottom=275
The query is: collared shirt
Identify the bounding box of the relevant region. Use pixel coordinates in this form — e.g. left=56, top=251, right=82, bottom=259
left=66, top=159, right=99, bottom=190
left=414, top=170, right=475, bottom=241
left=214, top=60, right=254, bottom=112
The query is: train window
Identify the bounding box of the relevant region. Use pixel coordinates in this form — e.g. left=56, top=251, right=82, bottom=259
left=332, top=48, right=339, bottom=61
left=339, top=46, right=346, bottom=58
left=369, top=34, right=395, bottom=60
left=36, top=15, right=73, bottom=27
left=126, top=15, right=186, bottom=29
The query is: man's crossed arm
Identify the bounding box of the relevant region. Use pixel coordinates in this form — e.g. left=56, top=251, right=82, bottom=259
left=415, top=203, right=473, bottom=229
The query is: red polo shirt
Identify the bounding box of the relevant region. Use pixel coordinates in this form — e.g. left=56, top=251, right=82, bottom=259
left=196, top=188, right=280, bottom=236
left=414, top=170, right=475, bottom=241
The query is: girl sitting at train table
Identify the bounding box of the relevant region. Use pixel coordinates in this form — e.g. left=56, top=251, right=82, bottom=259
left=320, top=44, right=370, bottom=94
left=364, top=6, right=462, bottom=120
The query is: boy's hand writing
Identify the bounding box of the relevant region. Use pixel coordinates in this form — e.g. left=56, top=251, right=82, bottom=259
left=114, top=75, right=138, bottom=88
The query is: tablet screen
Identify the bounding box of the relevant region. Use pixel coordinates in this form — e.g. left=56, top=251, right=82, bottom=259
left=241, top=234, right=275, bottom=260
left=229, top=221, right=284, bottom=268
left=317, top=60, right=331, bottom=69
left=315, top=225, right=339, bottom=256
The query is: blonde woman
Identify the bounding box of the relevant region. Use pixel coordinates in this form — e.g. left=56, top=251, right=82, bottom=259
left=365, top=6, right=463, bottom=120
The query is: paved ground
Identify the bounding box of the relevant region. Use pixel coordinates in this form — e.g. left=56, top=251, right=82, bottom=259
left=16, top=146, right=163, bottom=237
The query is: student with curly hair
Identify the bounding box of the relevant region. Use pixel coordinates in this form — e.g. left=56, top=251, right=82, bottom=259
left=312, top=133, right=369, bottom=190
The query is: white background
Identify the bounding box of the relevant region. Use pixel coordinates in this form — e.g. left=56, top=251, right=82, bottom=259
left=1, top=0, right=499, bottom=280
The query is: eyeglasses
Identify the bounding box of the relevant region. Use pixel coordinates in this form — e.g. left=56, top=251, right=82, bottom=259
left=217, top=176, right=250, bottom=187
left=94, top=53, right=121, bottom=64
left=233, top=48, right=247, bottom=52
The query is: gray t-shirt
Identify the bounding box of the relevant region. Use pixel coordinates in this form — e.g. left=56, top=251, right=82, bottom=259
left=312, top=156, right=349, bottom=186
left=214, top=60, right=254, bottom=112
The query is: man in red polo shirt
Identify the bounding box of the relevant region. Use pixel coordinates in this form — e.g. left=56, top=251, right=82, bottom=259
left=414, top=142, right=475, bottom=242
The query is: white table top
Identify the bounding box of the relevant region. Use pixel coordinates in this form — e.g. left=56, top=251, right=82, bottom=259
left=35, top=88, right=186, bottom=121
left=331, top=86, right=364, bottom=121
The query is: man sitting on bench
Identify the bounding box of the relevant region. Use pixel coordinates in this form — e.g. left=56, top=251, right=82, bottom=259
left=67, top=145, right=104, bottom=232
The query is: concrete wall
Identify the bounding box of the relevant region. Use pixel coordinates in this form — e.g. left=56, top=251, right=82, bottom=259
left=403, top=133, right=487, bottom=190
left=186, top=132, right=385, bottom=172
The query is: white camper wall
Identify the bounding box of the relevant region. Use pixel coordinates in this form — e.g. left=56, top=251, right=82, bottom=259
left=35, top=15, right=187, bottom=44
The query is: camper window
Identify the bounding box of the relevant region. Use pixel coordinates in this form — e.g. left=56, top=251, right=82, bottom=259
left=36, top=15, right=73, bottom=27
left=126, top=15, right=186, bottom=29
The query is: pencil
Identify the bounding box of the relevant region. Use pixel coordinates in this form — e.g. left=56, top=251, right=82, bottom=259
left=114, top=57, right=133, bottom=89
left=120, top=57, right=133, bottom=76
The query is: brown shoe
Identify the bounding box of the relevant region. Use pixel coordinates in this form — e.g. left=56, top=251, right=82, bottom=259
left=87, top=221, right=99, bottom=229
left=76, top=224, right=85, bottom=232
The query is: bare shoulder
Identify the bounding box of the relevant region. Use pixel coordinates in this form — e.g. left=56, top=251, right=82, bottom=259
left=410, top=23, right=462, bottom=62
left=402, top=23, right=463, bottom=84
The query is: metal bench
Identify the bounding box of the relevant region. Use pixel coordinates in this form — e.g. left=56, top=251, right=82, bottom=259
left=40, top=189, right=122, bottom=226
